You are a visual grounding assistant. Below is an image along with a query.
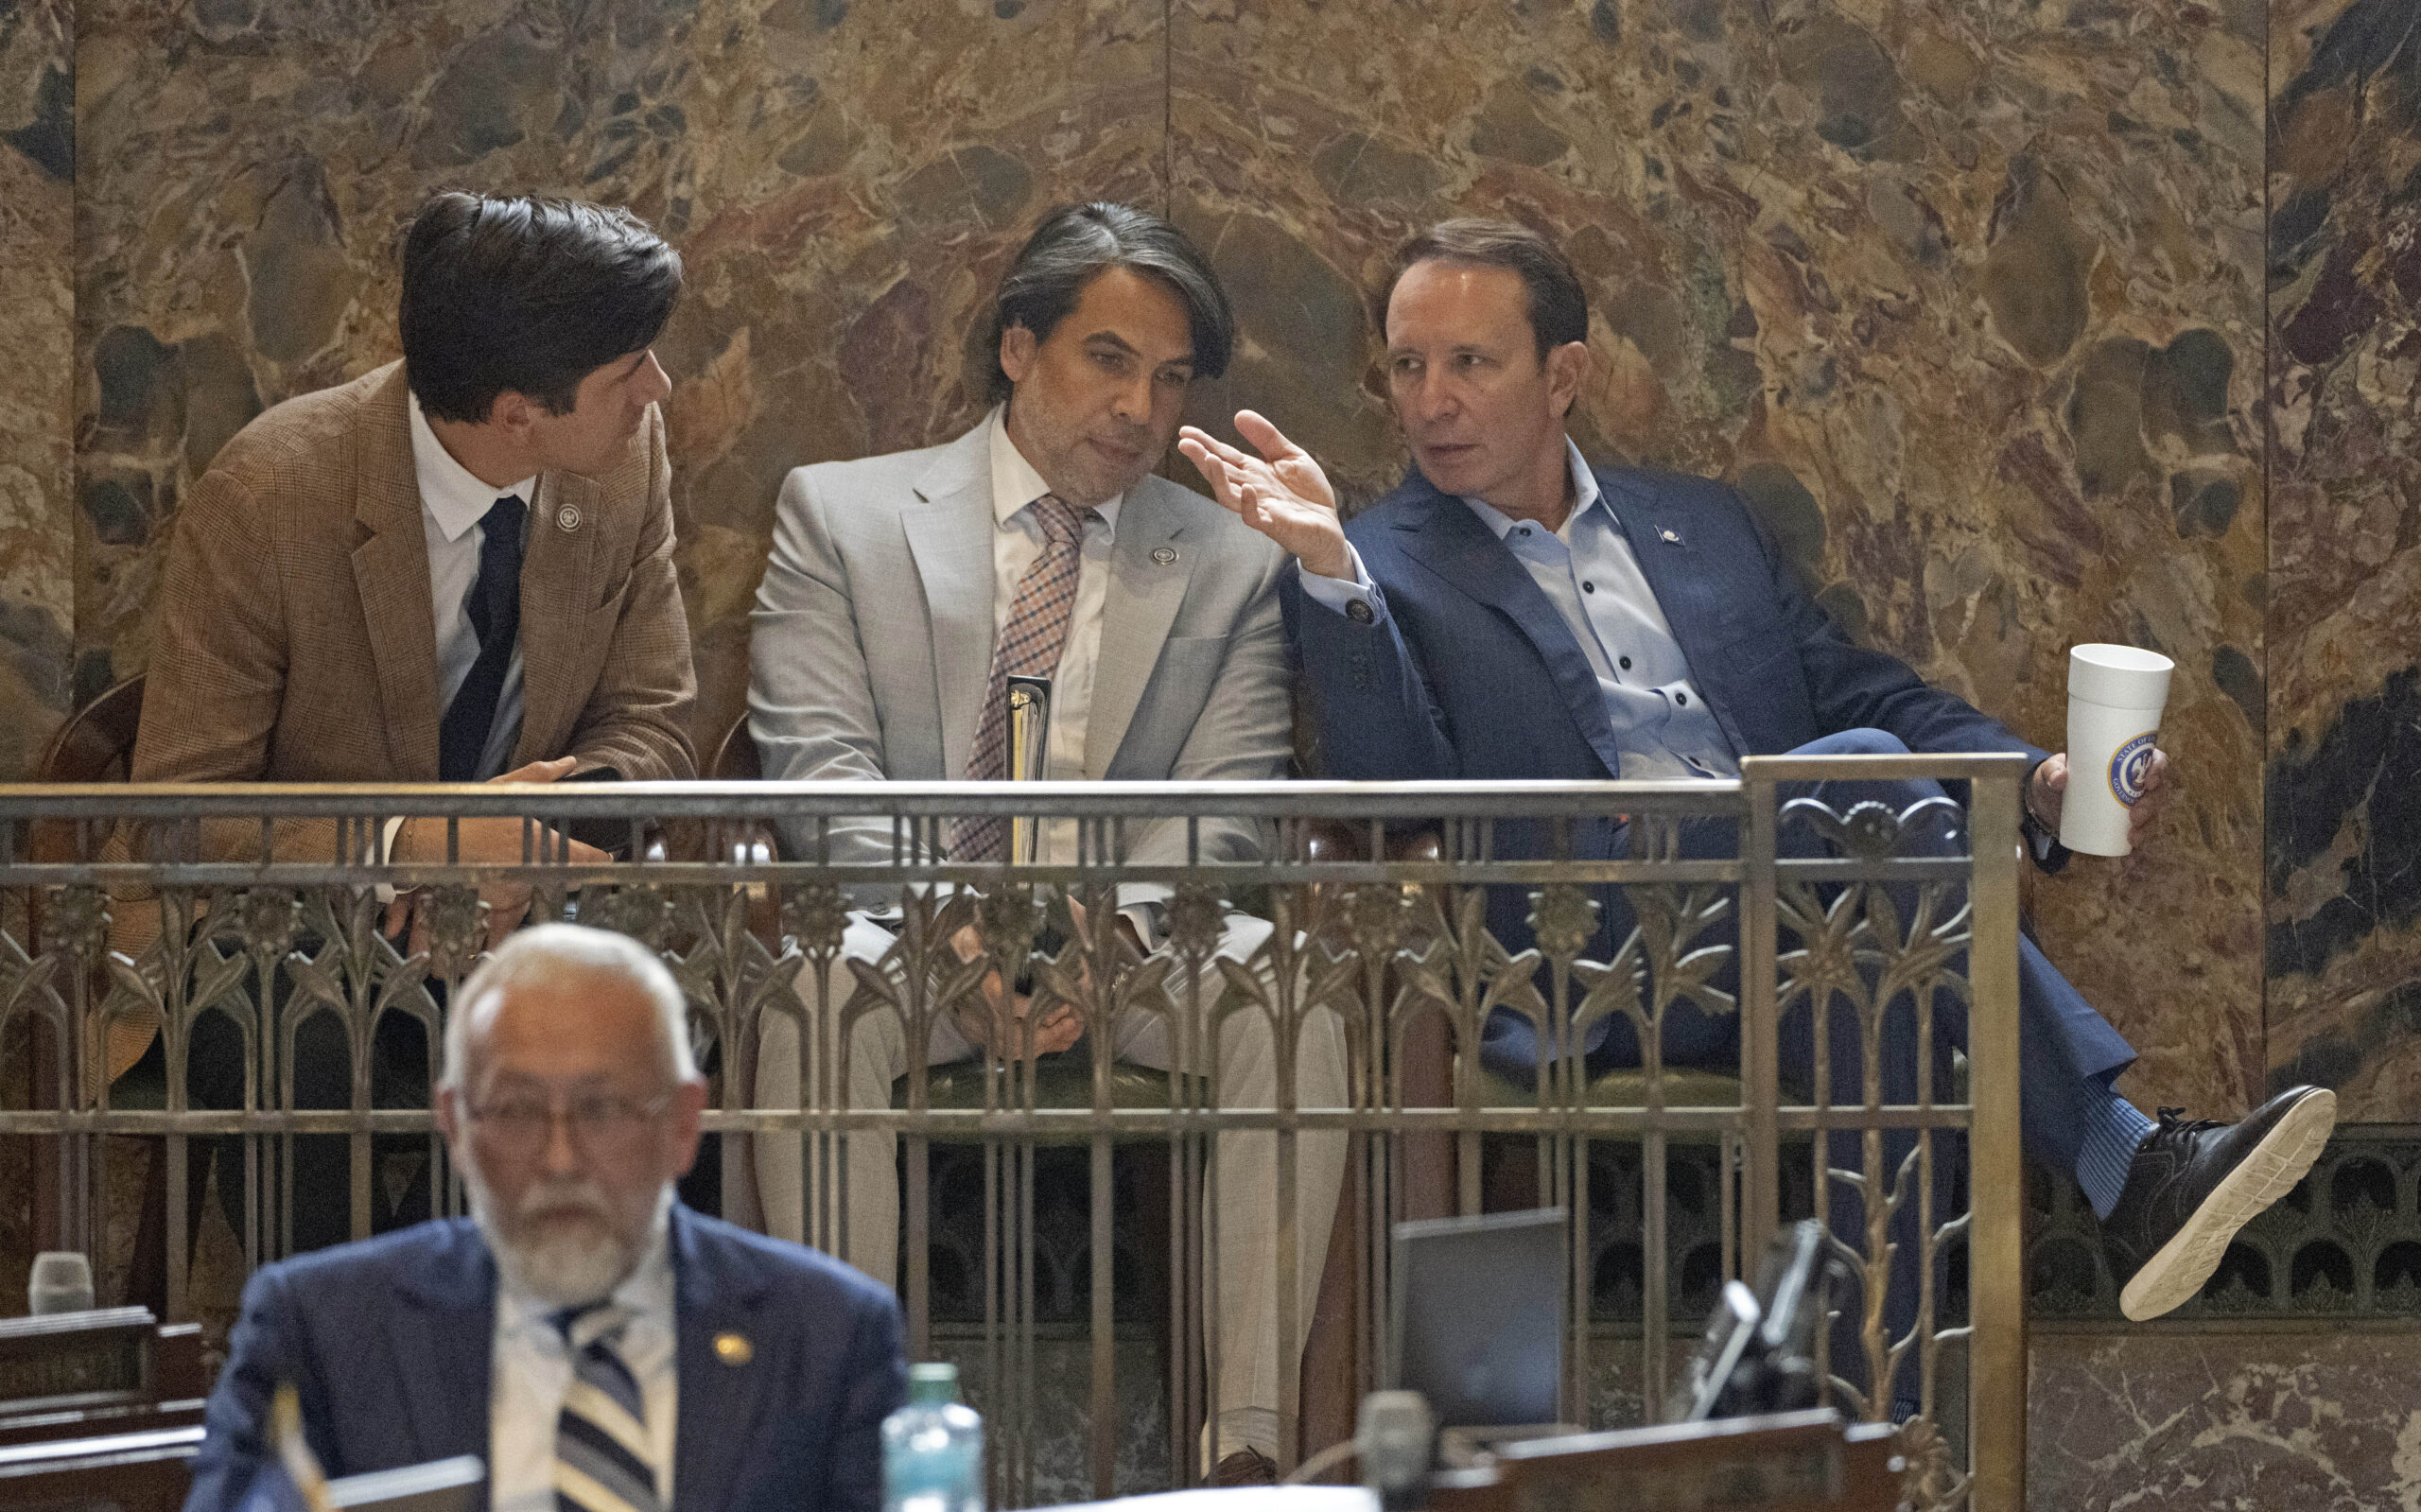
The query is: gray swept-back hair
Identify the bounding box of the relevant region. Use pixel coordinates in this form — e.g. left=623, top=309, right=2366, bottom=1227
left=441, top=924, right=695, bottom=1092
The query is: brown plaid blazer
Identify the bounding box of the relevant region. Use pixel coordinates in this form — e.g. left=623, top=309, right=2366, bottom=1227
left=103, top=360, right=694, bottom=1082
left=134, top=358, right=696, bottom=792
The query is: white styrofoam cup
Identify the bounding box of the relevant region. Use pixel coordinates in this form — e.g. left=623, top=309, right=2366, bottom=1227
left=2061, top=643, right=2174, bottom=857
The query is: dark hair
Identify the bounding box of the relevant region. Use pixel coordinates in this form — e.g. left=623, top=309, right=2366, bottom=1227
left=983, top=202, right=1234, bottom=403
left=1384, top=218, right=1588, bottom=360
left=399, top=192, right=684, bottom=424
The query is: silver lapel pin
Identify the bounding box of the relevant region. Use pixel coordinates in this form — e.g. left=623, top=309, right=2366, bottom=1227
left=556, top=504, right=582, bottom=531
left=1152, top=545, right=1178, bottom=565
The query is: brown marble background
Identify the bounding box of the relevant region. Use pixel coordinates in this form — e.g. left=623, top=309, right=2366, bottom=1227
left=2029, top=1330, right=2421, bottom=1505
left=0, top=0, right=74, bottom=786
left=1, top=0, right=2414, bottom=1121
left=69, top=0, right=1168, bottom=765
left=2267, top=0, right=2421, bottom=1121
left=0, top=0, right=73, bottom=1325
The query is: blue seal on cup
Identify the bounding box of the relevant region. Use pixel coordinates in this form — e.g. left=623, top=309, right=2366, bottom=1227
left=2109, top=732, right=2157, bottom=807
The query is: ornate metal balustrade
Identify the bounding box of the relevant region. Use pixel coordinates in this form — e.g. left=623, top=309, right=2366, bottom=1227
left=0, top=755, right=2028, bottom=1510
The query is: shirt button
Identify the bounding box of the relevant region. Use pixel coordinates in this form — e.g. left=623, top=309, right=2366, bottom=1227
left=1517, top=527, right=1531, bottom=537
left=1676, top=691, right=1689, bottom=705
left=1619, top=656, right=1632, bottom=670
left=1582, top=581, right=1596, bottom=593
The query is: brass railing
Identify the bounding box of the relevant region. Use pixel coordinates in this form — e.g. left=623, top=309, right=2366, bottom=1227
left=0, top=755, right=2027, bottom=1510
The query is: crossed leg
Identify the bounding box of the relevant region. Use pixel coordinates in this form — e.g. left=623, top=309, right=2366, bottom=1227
left=754, top=909, right=1350, bottom=1465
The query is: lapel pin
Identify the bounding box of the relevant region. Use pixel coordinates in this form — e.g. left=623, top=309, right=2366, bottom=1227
left=714, top=1331, right=753, bottom=1366
left=1152, top=546, right=1179, bottom=565
left=1660, top=528, right=1681, bottom=545
left=556, top=504, right=582, bottom=532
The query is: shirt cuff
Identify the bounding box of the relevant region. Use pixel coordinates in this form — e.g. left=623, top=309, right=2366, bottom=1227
left=1296, top=547, right=1382, bottom=624
left=1115, top=881, right=1174, bottom=952
left=374, top=816, right=409, bottom=905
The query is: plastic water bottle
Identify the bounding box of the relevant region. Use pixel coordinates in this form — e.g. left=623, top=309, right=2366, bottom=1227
left=882, top=1362, right=984, bottom=1512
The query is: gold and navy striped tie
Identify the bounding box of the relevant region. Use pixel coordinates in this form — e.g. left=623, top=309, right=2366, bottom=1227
left=551, top=1304, right=661, bottom=1512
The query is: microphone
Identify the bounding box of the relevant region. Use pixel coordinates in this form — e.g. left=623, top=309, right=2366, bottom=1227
left=1280, top=1389, right=1435, bottom=1496
left=1360, top=1390, right=1434, bottom=1510
left=29, top=1251, right=94, bottom=1315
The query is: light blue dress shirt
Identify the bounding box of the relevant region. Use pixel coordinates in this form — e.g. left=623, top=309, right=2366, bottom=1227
left=1300, top=440, right=1738, bottom=780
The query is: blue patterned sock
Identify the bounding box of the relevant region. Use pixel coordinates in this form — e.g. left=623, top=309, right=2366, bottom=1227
left=2076, top=1083, right=2159, bottom=1219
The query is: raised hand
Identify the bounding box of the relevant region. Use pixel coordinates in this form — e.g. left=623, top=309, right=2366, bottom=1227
left=1176, top=409, right=1353, bottom=581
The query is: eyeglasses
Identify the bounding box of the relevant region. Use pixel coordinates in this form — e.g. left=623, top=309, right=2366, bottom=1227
left=467, top=1089, right=672, bottom=1155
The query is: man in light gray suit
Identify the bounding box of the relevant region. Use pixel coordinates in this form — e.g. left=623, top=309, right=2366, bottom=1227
left=747, top=203, right=1346, bottom=1485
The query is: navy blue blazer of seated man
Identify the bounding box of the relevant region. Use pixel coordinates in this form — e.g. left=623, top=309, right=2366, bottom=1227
left=1176, top=217, right=2333, bottom=1337
left=187, top=1208, right=903, bottom=1512
left=184, top=926, right=906, bottom=1512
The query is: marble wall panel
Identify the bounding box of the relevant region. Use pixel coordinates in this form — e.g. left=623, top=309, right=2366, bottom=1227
left=0, top=0, right=75, bottom=781
left=72, top=0, right=1170, bottom=759
left=2028, top=1330, right=2421, bottom=1508
left=1171, top=0, right=2270, bottom=1116
left=2267, top=0, right=2421, bottom=1121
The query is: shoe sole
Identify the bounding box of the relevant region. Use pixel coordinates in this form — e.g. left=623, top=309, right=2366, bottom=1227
left=2118, top=1086, right=2337, bottom=1322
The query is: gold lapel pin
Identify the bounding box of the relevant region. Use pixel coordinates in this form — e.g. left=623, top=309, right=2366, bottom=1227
left=557, top=504, right=583, bottom=532
left=1152, top=546, right=1178, bottom=565
left=714, top=1331, right=753, bottom=1366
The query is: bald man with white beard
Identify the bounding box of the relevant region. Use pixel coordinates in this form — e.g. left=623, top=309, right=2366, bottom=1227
left=184, top=926, right=906, bottom=1512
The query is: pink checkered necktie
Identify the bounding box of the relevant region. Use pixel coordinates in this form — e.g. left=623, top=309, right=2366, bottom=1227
left=950, top=493, right=1096, bottom=861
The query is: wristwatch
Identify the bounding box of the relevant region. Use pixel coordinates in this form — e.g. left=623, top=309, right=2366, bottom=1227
left=2019, top=768, right=2061, bottom=864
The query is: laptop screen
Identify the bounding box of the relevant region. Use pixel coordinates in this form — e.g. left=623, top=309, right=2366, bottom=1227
left=1388, top=1208, right=1568, bottom=1428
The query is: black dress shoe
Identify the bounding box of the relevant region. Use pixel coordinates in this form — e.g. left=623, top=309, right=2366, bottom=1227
left=1214, top=1447, right=1279, bottom=1486
left=2102, top=1085, right=2336, bottom=1321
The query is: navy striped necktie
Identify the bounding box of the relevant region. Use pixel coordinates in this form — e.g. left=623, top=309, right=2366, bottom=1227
left=550, top=1302, right=661, bottom=1512
left=439, top=494, right=527, bottom=781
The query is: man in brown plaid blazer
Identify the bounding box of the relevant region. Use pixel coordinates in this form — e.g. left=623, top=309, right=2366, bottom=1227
left=135, top=194, right=695, bottom=848
left=134, top=355, right=693, bottom=810
left=124, top=193, right=697, bottom=1250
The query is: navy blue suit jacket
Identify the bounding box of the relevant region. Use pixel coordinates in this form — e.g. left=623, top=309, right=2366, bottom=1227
left=1284, top=461, right=2051, bottom=787
left=183, top=1207, right=907, bottom=1512
left=1283, top=461, right=2053, bottom=965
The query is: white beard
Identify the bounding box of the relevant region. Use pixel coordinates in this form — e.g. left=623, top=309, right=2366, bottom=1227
left=465, top=1161, right=672, bottom=1309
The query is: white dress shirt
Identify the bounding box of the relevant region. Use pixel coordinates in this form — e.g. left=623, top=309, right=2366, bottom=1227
left=984, top=405, right=1123, bottom=862
left=1298, top=439, right=1737, bottom=780
left=408, top=391, right=536, bottom=780
left=488, top=1228, right=678, bottom=1512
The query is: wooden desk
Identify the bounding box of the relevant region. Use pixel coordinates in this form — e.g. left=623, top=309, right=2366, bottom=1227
left=1428, top=1410, right=1901, bottom=1512
left=1043, top=1413, right=1901, bottom=1511
left=0, top=1307, right=210, bottom=1512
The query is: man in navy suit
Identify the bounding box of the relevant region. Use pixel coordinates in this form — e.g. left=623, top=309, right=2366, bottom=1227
left=184, top=924, right=906, bottom=1512
left=1177, top=218, right=2332, bottom=1364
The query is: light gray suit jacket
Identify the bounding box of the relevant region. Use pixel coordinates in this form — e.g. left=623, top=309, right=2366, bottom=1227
left=748, top=420, right=1292, bottom=906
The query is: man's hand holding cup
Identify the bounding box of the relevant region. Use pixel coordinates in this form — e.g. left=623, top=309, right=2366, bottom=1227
left=2029, top=747, right=2175, bottom=855
left=2047, top=644, right=2178, bottom=858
